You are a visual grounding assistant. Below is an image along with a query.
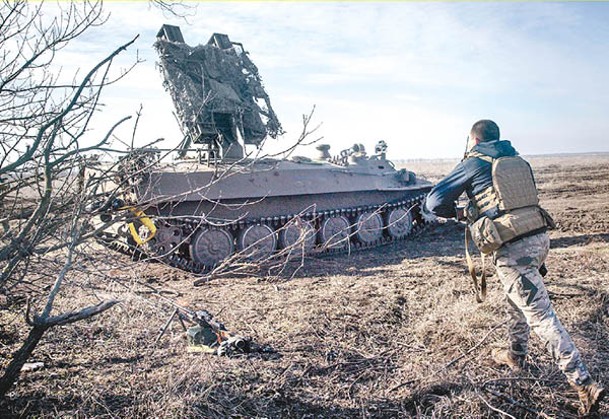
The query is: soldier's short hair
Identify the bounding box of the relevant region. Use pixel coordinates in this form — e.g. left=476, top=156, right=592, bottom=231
left=471, top=120, right=500, bottom=142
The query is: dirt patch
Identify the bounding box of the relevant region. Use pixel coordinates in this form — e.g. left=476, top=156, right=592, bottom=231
left=2, top=155, right=608, bottom=417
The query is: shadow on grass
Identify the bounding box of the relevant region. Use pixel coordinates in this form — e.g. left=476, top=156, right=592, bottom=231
left=0, top=392, right=135, bottom=419
left=0, top=380, right=466, bottom=418
left=189, top=380, right=466, bottom=418
left=284, top=227, right=609, bottom=281
left=272, top=221, right=466, bottom=280
left=575, top=290, right=609, bottom=366
left=550, top=233, right=609, bottom=249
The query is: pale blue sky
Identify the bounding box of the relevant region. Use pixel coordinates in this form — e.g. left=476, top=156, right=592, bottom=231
left=54, top=1, right=609, bottom=159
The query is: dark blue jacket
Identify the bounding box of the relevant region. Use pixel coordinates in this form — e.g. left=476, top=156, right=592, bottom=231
left=424, top=140, right=518, bottom=218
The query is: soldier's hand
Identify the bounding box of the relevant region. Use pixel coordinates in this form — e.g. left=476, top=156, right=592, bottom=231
left=456, top=206, right=467, bottom=221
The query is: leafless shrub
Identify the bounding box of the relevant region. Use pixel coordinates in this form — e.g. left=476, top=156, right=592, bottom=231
left=0, top=0, right=143, bottom=397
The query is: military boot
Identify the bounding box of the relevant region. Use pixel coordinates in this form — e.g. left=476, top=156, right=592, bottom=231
left=573, top=378, right=605, bottom=416
left=491, top=348, right=525, bottom=372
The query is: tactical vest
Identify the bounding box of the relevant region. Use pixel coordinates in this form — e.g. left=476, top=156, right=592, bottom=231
left=465, top=151, right=550, bottom=254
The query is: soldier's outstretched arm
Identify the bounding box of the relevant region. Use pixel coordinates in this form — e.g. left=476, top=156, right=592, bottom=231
left=424, top=161, right=473, bottom=219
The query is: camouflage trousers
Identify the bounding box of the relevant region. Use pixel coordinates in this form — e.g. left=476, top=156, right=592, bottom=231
left=493, top=232, right=590, bottom=385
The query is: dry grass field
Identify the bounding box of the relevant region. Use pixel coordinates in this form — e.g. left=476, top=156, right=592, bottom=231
left=1, top=154, right=608, bottom=418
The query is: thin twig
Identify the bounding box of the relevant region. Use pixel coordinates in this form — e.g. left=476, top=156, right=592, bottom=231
left=389, top=320, right=508, bottom=392
left=442, top=320, right=508, bottom=370
left=153, top=307, right=179, bottom=347
left=482, top=386, right=553, bottom=419
left=466, top=373, right=517, bottom=419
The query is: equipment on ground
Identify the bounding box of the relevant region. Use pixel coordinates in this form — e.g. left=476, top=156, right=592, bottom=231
left=154, top=303, right=270, bottom=357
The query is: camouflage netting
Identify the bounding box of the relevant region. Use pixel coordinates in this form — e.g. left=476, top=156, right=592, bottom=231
left=154, top=36, right=283, bottom=149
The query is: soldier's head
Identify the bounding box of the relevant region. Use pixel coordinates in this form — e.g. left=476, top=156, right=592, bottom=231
left=466, top=120, right=500, bottom=152
left=470, top=120, right=500, bottom=143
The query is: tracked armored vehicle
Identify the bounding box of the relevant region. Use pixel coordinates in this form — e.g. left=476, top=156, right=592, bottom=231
left=97, top=25, right=432, bottom=272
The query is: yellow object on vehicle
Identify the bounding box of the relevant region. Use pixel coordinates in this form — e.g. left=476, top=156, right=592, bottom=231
left=127, top=208, right=157, bottom=245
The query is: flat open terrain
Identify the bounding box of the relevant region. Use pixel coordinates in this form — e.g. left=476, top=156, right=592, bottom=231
left=2, top=154, right=608, bottom=418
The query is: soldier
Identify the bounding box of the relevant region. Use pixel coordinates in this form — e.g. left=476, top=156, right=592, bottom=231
left=423, top=119, right=605, bottom=415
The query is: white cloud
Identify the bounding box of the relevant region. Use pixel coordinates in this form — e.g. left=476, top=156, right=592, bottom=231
left=41, top=1, right=609, bottom=158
